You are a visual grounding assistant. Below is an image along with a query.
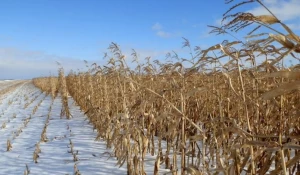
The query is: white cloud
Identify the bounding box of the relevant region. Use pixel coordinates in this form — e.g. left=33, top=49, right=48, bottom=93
left=132, top=49, right=169, bottom=59
left=214, top=0, right=300, bottom=31
left=151, top=22, right=174, bottom=38
left=111, top=45, right=171, bottom=63
left=152, top=23, right=162, bottom=30
left=156, top=31, right=171, bottom=38
left=286, top=23, right=300, bottom=30
left=0, top=47, right=94, bottom=79
left=248, top=0, right=300, bottom=21
left=215, top=17, right=230, bottom=26
left=264, top=0, right=278, bottom=5
left=0, top=44, right=191, bottom=80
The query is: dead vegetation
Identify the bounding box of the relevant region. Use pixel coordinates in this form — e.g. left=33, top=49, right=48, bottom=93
left=33, top=1, right=300, bottom=174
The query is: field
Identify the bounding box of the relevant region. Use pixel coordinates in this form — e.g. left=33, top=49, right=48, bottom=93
left=1, top=66, right=299, bottom=175
left=31, top=49, right=300, bottom=174
left=1, top=1, right=300, bottom=175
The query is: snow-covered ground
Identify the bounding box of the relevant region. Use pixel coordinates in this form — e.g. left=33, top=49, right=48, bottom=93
left=0, top=80, right=133, bottom=174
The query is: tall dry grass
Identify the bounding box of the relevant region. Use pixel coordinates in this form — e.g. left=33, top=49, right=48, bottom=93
left=33, top=1, right=300, bottom=174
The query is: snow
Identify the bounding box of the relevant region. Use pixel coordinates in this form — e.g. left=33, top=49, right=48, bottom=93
left=0, top=81, right=131, bottom=174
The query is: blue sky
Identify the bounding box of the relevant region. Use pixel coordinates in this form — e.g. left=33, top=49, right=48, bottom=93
left=0, top=0, right=299, bottom=79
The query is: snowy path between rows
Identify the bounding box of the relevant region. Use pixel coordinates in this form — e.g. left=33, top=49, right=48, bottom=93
left=0, top=81, right=130, bottom=175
